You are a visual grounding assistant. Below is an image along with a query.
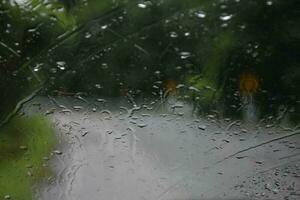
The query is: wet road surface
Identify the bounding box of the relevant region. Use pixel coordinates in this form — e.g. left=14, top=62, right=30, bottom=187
left=22, top=96, right=300, bottom=200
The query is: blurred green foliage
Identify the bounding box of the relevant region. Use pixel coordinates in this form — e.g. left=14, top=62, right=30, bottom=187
left=0, top=116, right=56, bottom=200
left=0, top=0, right=299, bottom=120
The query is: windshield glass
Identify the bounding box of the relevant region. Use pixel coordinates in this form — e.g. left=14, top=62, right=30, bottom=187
left=0, top=0, right=299, bottom=200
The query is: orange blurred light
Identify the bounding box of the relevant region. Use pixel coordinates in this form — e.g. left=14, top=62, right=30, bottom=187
left=164, top=79, right=177, bottom=94
left=239, top=73, right=259, bottom=95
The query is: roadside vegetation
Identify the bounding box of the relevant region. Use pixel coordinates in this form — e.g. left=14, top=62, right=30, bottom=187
left=0, top=116, right=56, bottom=200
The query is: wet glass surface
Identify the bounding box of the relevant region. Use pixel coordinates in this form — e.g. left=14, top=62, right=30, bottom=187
left=0, top=0, right=299, bottom=200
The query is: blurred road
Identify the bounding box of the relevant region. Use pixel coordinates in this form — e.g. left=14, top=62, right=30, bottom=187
left=23, top=96, right=300, bottom=200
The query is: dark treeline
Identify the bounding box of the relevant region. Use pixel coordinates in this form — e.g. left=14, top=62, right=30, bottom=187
left=0, top=0, right=299, bottom=122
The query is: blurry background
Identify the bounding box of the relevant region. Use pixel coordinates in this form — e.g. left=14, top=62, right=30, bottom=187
left=0, top=0, right=299, bottom=122
left=0, top=1, right=300, bottom=200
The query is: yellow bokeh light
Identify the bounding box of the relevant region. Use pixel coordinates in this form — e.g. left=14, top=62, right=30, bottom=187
left=164, top=79, right=177, bottom=94
left=239, top=72, right=259, bottom=95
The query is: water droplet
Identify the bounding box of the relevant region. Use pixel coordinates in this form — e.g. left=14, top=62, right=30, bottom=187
left=171, top=104, right=184, bottom=109
left=33, top=63, right=43, bottom=72
left=198, top=125, right=206, bottom=130
left=81, top=131, right=89, bottom=137
left=154, top=70, right=161, bottom=75
left=53, top=150, right=63, bottom=155
left=188, top=86, right=200, bottom=92
left=176, top=66, right=182, bottom=71
left=101, top=25, right=108, bottom=30
left=138, top=3, right=147, bottom=8
left=241, top=129, right=247, bottom=133
left=73, top=106, right=83, bottom=111
left=96, top=98, right=106, bottom=103
left=50, top=68, right=58, bottom=74
left=57, top=7, right=65, bottom=13
left=45, top=108, right=55, bottom=115
left=101, top=63, right=108, bottom=69
left=95, top=84, right=102, bottom=89
left=177, top=112, right=184, bottom=116
left=85, top=32, right=92, bottom=38
left=272, top=188, right=279, bottom=194
left=195, top=11, right=206, bottom=18
left=236, top=156, right=247, bottom=159
left=170, top=31, right=178, bottom=38
left=137, top=123, right=147, bottom=128
left=179, top=51, right=191, bottom=59
left=60, top=109, right=72, bottom=114
left=56, top=61, right=66, bottom=70
left=221, top=23, right=228, bottom=28
left=266, top=1, right=273, bottom=6
left=176, top=84, right=185, bottom=89
left=220, top=14, right=233, bottom=21
left=266, top=124, right=273, bottom=128
left=43, top=156, right=50, bottom=160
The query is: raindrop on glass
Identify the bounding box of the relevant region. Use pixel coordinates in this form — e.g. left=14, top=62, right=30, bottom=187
left=220, top=14, right=233, bottom=21
left=33, top=63, right=43, bottom=72
left=95, top=84, right=102, bottom=89
left=56, top=61, right=66, bottom=70
left=170, top=32, right=178, bottom=38
left=101, top=25, right=108, bottom=30
left=266, top=1, right=273, bottom=6
left=195, top=11, right=206, bottom=18
left=138, top=3, right=147, bottom=8
left=85, top=32, right=92, bottom=38
left=180, top=52, right=191, bottom=59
